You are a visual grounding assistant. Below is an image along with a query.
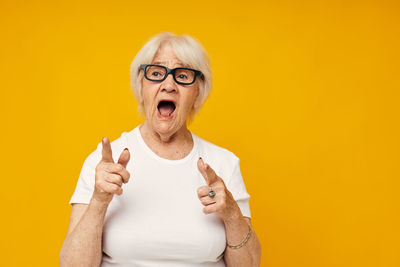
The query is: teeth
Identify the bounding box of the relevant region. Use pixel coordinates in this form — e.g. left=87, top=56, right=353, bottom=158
left=161, top=111, right=171, bottom=117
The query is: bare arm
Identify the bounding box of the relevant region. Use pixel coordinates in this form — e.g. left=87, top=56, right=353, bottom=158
left=59, top=200, right=108, bottom=267
left=59, top=137, right=131, bottom=267
left=223, top=216, right=262, bottom=267
left=196, top=158, right=261, bottom=267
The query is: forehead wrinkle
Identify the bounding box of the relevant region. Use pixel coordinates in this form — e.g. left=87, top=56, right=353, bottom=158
left=152, top=60, right=184, bottom=68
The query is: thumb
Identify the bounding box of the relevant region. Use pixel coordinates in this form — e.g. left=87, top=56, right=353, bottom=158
left=101, top=137, right=114, bottom=163
left=118, top=148, right=130, bottom=168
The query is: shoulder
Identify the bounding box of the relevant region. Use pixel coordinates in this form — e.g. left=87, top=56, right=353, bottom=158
left=84, top=126, right=139, bottom=165
left=195, top=133, right=239, bottom=161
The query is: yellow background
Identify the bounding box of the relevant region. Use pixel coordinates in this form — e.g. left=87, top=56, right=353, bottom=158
left=1, top=0, right=399, bottom=266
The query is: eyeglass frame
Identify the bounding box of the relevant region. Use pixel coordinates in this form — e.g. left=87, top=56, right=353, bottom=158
left=139, top=64, right=203, bottom=85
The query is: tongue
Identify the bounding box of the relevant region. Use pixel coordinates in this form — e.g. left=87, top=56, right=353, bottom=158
left=159, top=104, right=174, bottom=116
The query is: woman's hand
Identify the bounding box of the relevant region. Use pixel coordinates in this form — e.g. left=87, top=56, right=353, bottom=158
left=92, top=137, right=131, bottom=205
left=197, top=158, right=242, bottom=223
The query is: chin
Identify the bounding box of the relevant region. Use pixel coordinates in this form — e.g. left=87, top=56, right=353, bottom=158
left=152, top=116, right=182, bottom=136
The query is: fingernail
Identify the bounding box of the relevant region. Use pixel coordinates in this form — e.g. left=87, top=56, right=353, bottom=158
left=124, top=148, right=129, bottom=151
left=199, top=157, right=202, bottom=160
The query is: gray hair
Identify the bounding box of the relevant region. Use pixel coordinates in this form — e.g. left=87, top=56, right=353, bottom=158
left=130, top=32, right=212, bottom=119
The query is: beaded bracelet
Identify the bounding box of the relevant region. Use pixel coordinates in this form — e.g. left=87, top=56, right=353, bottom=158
left=227, top=225, right=252, bottom=249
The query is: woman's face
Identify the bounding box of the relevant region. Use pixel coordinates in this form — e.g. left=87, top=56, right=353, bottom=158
left=141, top=44, right=199, bottom=137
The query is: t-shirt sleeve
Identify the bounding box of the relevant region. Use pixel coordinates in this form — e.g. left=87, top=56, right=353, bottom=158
left=69, top=143, right=101, bottom=205
left=226, top=157, right=251, bottom=218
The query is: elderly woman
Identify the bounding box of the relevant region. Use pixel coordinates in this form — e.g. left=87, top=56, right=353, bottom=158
left=60, top=32, right=261, bottom=267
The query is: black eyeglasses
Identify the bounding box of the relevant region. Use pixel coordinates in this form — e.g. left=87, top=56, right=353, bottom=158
left=139, top=64, right=202, bottom=85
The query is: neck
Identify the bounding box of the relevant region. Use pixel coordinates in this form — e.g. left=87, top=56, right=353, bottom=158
left=139, top=121, right=194, bottom=160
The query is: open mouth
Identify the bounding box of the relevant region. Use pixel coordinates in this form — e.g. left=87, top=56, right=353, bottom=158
left=157, top=100, right=176, bottom=118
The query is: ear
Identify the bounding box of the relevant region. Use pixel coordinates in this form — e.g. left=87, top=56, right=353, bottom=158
left=193, top=89, right=202, bottom=112
left=191, top=100, right=200, bottom=122
left=133, top=76, right=145, bottom=111
left=138, top=82, right=145, bottom=110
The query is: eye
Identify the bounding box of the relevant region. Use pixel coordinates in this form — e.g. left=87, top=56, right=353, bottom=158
left=175, top=69, right=194, bottom=82
left=178, top=74, right=188, bottom=79
left=146, top=66, right=166, bottom=80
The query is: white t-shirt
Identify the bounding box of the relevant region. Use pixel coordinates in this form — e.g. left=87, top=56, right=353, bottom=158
left=69, top=125, right=251, bottom=267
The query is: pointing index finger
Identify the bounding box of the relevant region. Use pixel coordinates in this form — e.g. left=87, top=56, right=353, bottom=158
left=197, top=157, right=218, bottom=185
left=101, top=137, right=114, bottom=163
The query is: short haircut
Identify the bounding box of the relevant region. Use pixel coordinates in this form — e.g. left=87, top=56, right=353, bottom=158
left=130, top=32, right=212, bottom=119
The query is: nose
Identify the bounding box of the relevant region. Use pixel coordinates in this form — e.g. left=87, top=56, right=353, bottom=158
left=161, top=73, right=178, bottom=92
